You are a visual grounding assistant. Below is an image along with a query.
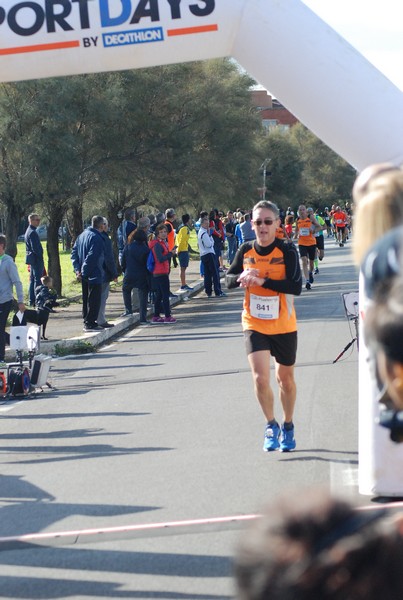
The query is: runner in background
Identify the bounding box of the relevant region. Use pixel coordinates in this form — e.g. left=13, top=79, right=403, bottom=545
left=311, top=208, right=326, bottom=274
left=333, top=205, right=348, bottom=247
left=294, top=205, right=321, bottom=290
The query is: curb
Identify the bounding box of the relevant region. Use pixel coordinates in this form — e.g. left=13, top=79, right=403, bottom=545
left=6, top=280, right=207, bottom=359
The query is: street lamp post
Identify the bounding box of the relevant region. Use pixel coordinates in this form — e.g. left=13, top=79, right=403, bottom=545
left=260, top=158, right=270, bottom=200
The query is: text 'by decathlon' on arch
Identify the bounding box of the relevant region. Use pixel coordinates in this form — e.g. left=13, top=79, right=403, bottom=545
left=0, top=0, right=225, bottom=78
left=0, top=0, right=402, bottom=172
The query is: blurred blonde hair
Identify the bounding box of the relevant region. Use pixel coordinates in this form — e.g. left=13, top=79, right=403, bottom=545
left=353, top=168, right=403, bottom=265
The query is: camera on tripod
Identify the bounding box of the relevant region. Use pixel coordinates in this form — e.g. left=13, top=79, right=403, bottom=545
left=333, top=291, right=359, bottom=363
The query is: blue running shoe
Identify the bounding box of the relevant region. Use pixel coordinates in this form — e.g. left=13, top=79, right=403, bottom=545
left=280, top=424, right=296, bottom=452
left=308, top=271, right=314, bottom=284
left=263, top=422, right=280, bottom=452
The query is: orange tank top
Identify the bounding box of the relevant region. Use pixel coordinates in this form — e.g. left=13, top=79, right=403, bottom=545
left=241, top=245, right=297, bottom=335
left=296, top=217, right=315, bottom=246
left=275, top=226, right=285, bottom=239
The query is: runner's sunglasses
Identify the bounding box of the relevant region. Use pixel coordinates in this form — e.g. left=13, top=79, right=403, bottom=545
left=253, top=218, right=276, bottom=226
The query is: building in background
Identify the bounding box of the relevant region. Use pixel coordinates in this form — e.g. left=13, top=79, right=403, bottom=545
left=251, top=90, right=299, bottom=132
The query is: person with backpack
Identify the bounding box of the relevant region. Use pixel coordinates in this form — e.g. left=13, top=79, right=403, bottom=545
left=148, top=223, right=177, bottom=324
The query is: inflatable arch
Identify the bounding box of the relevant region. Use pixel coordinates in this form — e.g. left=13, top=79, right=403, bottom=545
left=0, top=0, right=402, bottom=171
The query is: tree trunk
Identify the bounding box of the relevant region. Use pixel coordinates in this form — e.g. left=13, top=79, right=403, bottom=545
left=5, top=199, right=22, bottom=260
left=46, top=215, right=63, bottom=296
left=105, top=203, right=121, bottom=273
left=70, top=195, right=84, bottom=245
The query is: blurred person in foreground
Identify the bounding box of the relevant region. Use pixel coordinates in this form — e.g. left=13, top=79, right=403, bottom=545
left=234, top=489, right=403, bottom=600
left=353, top=164, right=403, bottom=497
left=363, top=227, right=403, bottom=444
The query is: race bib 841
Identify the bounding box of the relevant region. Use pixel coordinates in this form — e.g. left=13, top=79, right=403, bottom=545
left=250, top=294, right=279, bottom=320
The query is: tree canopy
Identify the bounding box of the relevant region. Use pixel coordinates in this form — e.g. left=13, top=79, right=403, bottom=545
left=0, top=59, right=355, bottom=294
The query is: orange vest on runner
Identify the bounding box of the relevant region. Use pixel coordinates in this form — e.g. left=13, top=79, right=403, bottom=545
left=296, top=217, right=316, bottom=246
left=275, top=226, right=285, bottom=239
left=165, top=220, right=175, bottom=251
left=333, top=211, right=347, bottom=227
left=241, top=244, right=297, bottom=335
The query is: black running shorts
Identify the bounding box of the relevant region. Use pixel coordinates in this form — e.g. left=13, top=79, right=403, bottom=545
left=298, top=244, right=316, bottom=260
left=244, top=330, right=297, bottom=366
left=316, top=235, right=324, bottom=250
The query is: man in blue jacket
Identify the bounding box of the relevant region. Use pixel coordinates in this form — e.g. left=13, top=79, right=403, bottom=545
left=24, top=213, right=44, bottom=307
left=71, top=216, right=106, bottom=332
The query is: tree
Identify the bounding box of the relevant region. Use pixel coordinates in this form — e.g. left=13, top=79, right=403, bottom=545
left=290, top=123, right=356, bottom=207
left=0, top=59, right=262, bottom=291
left=255, top=129, right=303, bottom=208
left=0, top=83, right=41, bottom=258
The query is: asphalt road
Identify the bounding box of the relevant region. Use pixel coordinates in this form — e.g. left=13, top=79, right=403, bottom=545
left=0, top=238, right=363, bottom=599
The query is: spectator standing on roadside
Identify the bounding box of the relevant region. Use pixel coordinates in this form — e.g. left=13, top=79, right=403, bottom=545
left=71, top=215, right=106, bottom=332
left=150, top=212, right=164, bottom=235
left=225, top=210, right=237, bottom=265
left=137, top=216, right=151, bottom=238
left=197, top=216, right=225, bottom=298
left=0, top=234, right=25, bottom=366
left=209, top=209, right=226, bottom=271
left=121, top=228, right=151, bottom=323
left=235, top=213, right=244, bottom=247
left=24, top=213, right=44, bottom=307
left=97, top=218, right=118, bottom=329
left=240, top=213, right=256, bottom=243
left=164, top=208, right=178, bottom=297
left=149, top=223, right=177, bottom=323
left=176, top=214, right=194, bottom=291
left=117, top=208, right=137, bottom=266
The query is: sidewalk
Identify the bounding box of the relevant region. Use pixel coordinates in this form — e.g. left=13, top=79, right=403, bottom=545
left=5, top=260, right=215, bottom=359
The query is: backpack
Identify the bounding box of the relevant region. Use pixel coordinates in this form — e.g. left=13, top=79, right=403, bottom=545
left=147, top=249, right=155, bottom=273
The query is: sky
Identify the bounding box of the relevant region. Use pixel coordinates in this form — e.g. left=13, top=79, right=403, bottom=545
left=302, top=0, right=403, bottom=92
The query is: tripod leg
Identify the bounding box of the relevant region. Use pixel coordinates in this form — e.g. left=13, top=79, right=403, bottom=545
left=333, top=338, right=357, bottom=363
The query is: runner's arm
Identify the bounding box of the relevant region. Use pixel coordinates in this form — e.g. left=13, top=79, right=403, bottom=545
left=261, top=244, right=302, bottom=295
left=225, top=245, right=247, bottom=288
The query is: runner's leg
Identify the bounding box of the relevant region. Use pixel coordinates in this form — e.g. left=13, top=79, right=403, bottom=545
left=275, top=362, right=296, bottom=423
left=248, top=350, right=275, bottom=421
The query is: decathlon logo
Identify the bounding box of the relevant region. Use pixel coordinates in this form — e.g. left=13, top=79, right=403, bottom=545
left=0, top=0, right=218, bottom=56
left=102, top=27, right=164, bottom=48
left=0, top=1, right=216, bottom=36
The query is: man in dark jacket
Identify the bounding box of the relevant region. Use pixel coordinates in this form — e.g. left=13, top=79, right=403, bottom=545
left=97, top=219, right=118, bottom=328
left=24, top=213, right=44, bottom=307
left=71, top=215, right=106, bottom=332
left=121, top=229, right=151, bottom=323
